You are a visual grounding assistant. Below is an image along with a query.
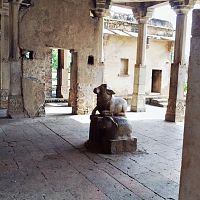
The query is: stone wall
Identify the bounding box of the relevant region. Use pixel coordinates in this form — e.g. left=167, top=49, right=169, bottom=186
left=22, top=48, right=50, bottom=117
left=19, top=0, right=102, bottom=115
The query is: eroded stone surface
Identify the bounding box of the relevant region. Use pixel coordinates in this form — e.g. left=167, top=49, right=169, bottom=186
left=23, top=78, right=45, bottom=117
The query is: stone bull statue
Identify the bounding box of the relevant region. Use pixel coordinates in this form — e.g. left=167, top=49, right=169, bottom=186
left=92, top=84, right=127, bottom=116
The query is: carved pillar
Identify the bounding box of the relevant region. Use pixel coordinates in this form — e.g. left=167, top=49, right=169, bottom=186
left=69, top=50, right=78, bottom=114
left=93, top=0, right=111, bottom=64
left=98, top=16, right=104, bottom=63
left=61, top=50, right=70, bottom=99
left=179, top=9, right=200, bottom=200
left=0, top=3, right=9, bottom=109
left=7, top=0, right=24, bottom=117
left=165, top=1, right=194, bottom=122
left=131, top=6, right=153, bottom=112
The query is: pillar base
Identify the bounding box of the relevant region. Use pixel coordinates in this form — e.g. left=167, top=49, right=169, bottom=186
left=8, top=95, right=26, bottom=118
left=165, top=99, right=185, bottom=122
left=165, top=112, right=175, bottom=122
left=0, top=89, right=9, bottom=109
left=86, top=115, right=137, bottom=154
left=130, top=94, right=146, bottom=112
left=131, top=106, right=146, bottom=112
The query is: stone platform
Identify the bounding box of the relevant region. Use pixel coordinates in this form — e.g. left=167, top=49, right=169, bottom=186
left=85, top=115, right=137, bottom=154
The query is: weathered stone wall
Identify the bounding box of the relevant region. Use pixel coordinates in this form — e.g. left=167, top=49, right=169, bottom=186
left=22, top=48, right=50, bottom=117
left=103, top=34, right=172, bottom=96
left=19, top=0, right=102, bottom=115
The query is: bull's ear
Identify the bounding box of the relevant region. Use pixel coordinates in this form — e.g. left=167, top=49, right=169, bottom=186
left=93, top=88, right=98, bottom=94
left=106, top=89, right=115, bottom=95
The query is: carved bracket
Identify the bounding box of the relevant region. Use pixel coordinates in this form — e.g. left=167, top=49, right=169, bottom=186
left=132, top=2, right=155, bottom=23
left=92, top=0, right=111, bottom=18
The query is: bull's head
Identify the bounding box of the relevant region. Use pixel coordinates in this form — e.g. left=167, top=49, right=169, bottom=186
left=93, top=84, right=115, bottom=96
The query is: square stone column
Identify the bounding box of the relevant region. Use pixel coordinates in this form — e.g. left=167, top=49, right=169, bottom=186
left=7, top=0, right=25, bottom=118
left=165, top=1, right=194, bottom=122
left=131, top=6, right=153, bottom=112
left=0, top=3, right=9, bottom=109
left=179, top=9, right=200, bottom=200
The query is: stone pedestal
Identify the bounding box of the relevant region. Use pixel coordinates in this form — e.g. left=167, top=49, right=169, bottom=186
left=85, top=115, right=137, bottom=154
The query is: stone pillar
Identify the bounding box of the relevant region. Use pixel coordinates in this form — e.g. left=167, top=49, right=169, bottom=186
left=165, top=1, right=193, bottom=122
left=61, top=50, right=70, bottom=99
left=69, top=50, right=78, bottom=114
left=179, top=9, right=200, bottom=200
left=7, top=0, right=24, bottom=118
left=56, top=49, right=63, bottom=98
left=131, top=7, right=153, bottom=112
left=93, top=0, right=110, bottom=65
left=0, top=3, right=9, bottom=109
left=98, top=17, right=104, bottom=63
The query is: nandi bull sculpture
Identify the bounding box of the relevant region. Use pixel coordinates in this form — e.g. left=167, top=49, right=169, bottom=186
left=92, top=84, right=127, bottom=116
left=86, top=84, right=137, bottom=154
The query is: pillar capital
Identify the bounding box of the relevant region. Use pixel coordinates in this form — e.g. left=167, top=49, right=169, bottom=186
left=132, top=3, right=154, bottom=23
left=92, top=0, right=111, bottom=18
left=169, top=0, right=196, bottom=14
left=8, top=0, right=23, bottom=4
left=0, top=4, right=9, bottom=15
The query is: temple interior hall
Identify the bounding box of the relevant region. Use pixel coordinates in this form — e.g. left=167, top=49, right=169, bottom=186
left=1, top=0, right=200, bottom=200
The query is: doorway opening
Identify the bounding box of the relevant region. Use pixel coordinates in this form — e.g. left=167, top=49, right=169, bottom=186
left=151, top=70, right=162, bottom=93
left=45, top=48, right=77, bottom=116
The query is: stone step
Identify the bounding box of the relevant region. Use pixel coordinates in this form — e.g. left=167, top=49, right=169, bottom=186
left=149, top=98, right=168, bottom=108
left=45, top=98, right=68, bottom=103
left=0, top=109, right=7, bottom=118
left=151, top=98, right=168, bottom=103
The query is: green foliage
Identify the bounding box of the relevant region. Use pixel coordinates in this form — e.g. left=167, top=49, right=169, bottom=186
left=51, top=49, right=58, bottom=71
left=184, top=82, right=187, bottom=94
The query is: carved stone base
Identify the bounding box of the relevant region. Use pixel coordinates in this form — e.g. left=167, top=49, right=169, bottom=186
left=131, top=94, right=146, bottom=112
left=165, top=99, right=185, bottom=122
left=85, top=115, right=137, bottom=154
left=85, top=137, right=137, bottom=154
left=8, top=95, right=26, bottom=118
left=0, top=89, right=9, bottom=109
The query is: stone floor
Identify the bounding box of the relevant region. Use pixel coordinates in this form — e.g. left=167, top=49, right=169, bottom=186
left=0, top=105, right=184, bottom=200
